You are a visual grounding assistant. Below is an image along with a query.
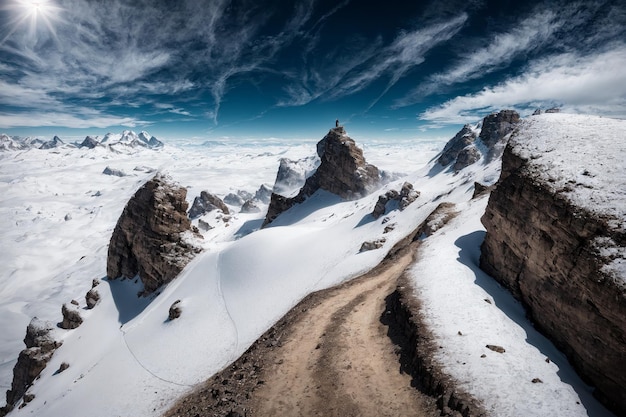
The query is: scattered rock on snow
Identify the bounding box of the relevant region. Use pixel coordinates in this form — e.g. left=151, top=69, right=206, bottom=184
left=85, top=289, right=100, bottom=309
left=359, top=238, right=386, bottom=252
left=169, top=300, right=182, bottom=321
left=198, top=219, right=213, bottom=231
left=60, top=304, right=83, bottom=330
left=486, top=344, right=505, bottom=353
left=102, top=166, right=127, bottom=177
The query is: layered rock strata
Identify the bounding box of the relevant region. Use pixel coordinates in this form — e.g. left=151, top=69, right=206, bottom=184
left=263, top=127, right=379, bottom=226
left=480, top=115, right=626, bottom=414
left=107, top=173, right=201, bottom=295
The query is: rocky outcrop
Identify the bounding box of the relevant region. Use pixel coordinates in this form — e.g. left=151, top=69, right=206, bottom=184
left=438, top=124, right=477, bottom=167
left=372, top=182, right=419, bottom=219
left=1, top=319, right=62, bottom=415
left=480, top=131, right=626, bottom=413
left=477, top=109, right=520, bottom=160
left=188, top=191, right=229, bottom=219
left=263, top=127, right=379, bottom=226
left=60, top=303, right=83, bottom=329
left=80, top=136, right=99, bottom=149
left=438, top=110, right=520, bottom=172
left=240, top=199, right=261, bottom=213
left=106, top=174, right=201, bottom=295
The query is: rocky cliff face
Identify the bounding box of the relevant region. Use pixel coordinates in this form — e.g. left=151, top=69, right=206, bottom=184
left=1, top=319, right=61, bottom=415
left=479, top=114, right=626, bottom=414
left=106, top=173, right=201, bottom=295
left=263, top=127, right=379, bottom=226
left=438, top=110, right=520, bottom=172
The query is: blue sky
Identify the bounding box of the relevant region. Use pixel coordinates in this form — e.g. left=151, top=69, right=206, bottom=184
left=1, top=0, right=625, bottom=142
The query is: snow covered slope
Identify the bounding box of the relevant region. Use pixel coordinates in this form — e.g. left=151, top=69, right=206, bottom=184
left=1, top=116, right=619, bottom=416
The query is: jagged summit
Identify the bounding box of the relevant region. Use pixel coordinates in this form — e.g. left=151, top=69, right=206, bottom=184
left=438, top=109, right=520, bottom=172
left=263, top=126, right=380, bottom=226
left=0, top=130, right=164, bottom=152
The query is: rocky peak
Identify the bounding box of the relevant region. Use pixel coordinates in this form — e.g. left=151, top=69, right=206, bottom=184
left=438, top=110, right=520, bottom=172
left=478, top=109, right=520, bottom=150
left=263, top=127, right=379, bottom=226
left=80, top=136, right=99, bottom=149
left=39, top=135, right=64, bottom=150
left=188, top=191, right=229, bottom=219
left=438, top=124, right=477, bottom=167
left=106, top=173, right=201, bottom=295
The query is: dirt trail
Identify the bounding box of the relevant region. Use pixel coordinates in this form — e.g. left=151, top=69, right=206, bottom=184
left=165, top=240, right=437, bottom=417
left=250, top=248, right=432, bottom=417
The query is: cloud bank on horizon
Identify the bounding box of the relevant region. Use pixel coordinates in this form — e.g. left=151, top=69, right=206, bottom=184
left=0, top=0, right=625, bottom=139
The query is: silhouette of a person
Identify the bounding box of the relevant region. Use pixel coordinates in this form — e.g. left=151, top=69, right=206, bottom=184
left=335, top=119, right=339, bottom=127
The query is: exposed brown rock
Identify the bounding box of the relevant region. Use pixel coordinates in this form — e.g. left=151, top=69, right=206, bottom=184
left=478, top=109, right=520, bottom=160
left=85, top=288, right=100, bottom=309
left=60, top=303, right=83, bottom=329
left=2, top=318, right=62, bottom=414
left=371, top=182, right=419, bottom=219
left=263, top=127, right=379, bottom=226
left=169, top=300, right=182, bottom=321
left=480, top=142, right=626, bottom=414
left=106, top=173, right=201, bottom=295
left=438, top=124, right=477, bottom=167
left=485, top=345, right=505, bottom=353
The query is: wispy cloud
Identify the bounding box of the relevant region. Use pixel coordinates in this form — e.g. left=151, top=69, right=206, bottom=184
left=396, top=9, right=564, bottom=107
left=279, top=13, right=468, bottom=108
left=419, top=46, right=626, bottom=126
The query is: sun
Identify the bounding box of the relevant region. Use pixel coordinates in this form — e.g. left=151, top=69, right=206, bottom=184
left=1, top=0, right=64, bottom=44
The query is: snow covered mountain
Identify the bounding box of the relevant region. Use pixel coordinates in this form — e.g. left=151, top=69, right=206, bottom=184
left=0, top=130, right=163, bottom=152
left=0, top=114, right=621, bottom=417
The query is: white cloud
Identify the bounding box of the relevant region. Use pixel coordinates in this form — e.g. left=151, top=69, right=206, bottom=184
left=419, top=46, right=626, bottom=126
left=0, top=110, right=148, bottom=129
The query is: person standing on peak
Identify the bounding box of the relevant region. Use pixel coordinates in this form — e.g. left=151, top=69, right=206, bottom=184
left=335, top=119, right=339, bottom=128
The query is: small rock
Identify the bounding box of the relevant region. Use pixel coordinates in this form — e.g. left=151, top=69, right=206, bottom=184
left=70, top=299, right=79, bottom=306
left=532, top=378, right=543, bottom=383
left=92, top=278, right=100, bottom=288
left=64, top=213, right=72, bottom=221
left=486, top=344, right=505, bottom=353
left=484, top=298, right=492, bottom=304
left=57, top=362, right=70, bottom=373
left=480, top=354, right=486, bottom=358
left=169, top=300, right=182, bottom=321
left=545, top=357, right=550, bottom=363
left=457, top=331, right=463, bottom=336
left=22, top=393, right=35, bottom=404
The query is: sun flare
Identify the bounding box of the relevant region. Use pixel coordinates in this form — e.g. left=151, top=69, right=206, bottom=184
left=1, top=0, right=63, bottom=44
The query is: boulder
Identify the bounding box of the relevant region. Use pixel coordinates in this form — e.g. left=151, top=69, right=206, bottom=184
left=106, top=174, right=201, bottom=295
left=60, top=303, right=83, bottom=330
left=85, top=289, right=100, bottom=309
left=188, top=191, right=229, bottom=219
left=224, top=193, right=246, bottom=206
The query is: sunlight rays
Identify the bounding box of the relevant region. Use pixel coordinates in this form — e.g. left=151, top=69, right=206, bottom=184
left=1, top=0, right=63, bottom=45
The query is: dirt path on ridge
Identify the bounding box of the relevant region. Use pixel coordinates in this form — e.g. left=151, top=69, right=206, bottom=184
left=165, top=239, right=438, bottom=417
